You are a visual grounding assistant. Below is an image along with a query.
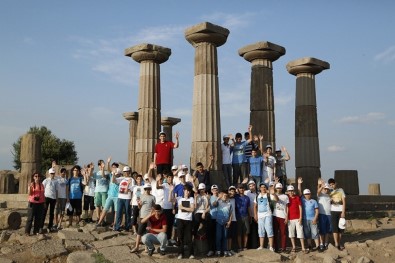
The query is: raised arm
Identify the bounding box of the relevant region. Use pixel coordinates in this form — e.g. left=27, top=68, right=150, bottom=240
left=246, top=125, right=253, bottom=143
left=282, top=146, right=291, bottom=161
left=208, top=155, right=214, bottom=170
left=297, top=177, right=303, bottom=196
left=173, top=132, right=180, bottom=149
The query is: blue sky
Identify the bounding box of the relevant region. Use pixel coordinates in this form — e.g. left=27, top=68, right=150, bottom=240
left=1, top=1, right=394, bottom=194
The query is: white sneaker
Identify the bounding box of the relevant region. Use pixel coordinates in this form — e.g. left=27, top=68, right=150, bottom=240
left=207, top=251, right=214, bottom=257
left=269, top=247, right=275, bottom=252
left=215, top=251, right=221, bottom=257
left=224, top=251, right=231, bottom=257
left=189, top=255, right=195, bottom=259
left=177, top=254, right=183, bottom=259
left=229, top=250, right=236, bottom=255
left=257, top=246, right=263, bottom=250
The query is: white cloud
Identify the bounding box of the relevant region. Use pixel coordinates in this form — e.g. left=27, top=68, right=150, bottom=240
left=327, top=145, right=346, bottom=152
left=201, top=12, right=255, bottom=30
left=388, top=120, right=395, bottom=126
left=337, top=112, right=385, bottom=124
left=374, top=45, right=395, bottom=63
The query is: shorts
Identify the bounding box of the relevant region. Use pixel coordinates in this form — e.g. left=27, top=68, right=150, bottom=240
left=56, top=198, right=67, bottom=215
left=137, top=221, right=148, bottom=236
left=66, top=198, right=82, bottom=216
left=156, top=164, right=171, bottom=175
left=258, top=216, right=273, bottom=238
left=83, top=195, right=95, bottom=211
left=227, top=221, right=237, bottom=239
left=94, top=192, right=108, bottom=207
left=303, top=219, right=319, bottom=239
left=288, top=219, right=304, bottom=238
left=103, top=196, right=118, bottom=212
left=237, top=216, right=250, bottom=235
left=318, top=214, right=332, bottom=235
left=331, top=211, right=344, bottom=233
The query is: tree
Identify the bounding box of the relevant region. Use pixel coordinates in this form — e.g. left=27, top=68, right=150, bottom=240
left=12, top=126, right=78, bottom=174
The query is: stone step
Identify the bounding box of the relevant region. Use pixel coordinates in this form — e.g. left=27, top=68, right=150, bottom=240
left=0, top=194, right=28, bottom=202
left=6, top=200, right=28, bottom=209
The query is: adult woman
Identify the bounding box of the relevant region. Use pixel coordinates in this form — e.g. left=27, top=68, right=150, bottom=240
left=25, top=172, right=45, bottom=235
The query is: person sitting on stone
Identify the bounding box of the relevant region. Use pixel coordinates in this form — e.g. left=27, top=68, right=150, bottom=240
left=141, top=204, right=168, bottom=256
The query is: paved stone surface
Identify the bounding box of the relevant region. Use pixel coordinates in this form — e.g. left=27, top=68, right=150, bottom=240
left=1, top=246, right=12, bottom=254
left=92, top=235, right=132, bottom=249
left=66, top=251, right=96, bottom=263
left=0, top=258, right=13, bottom=263
left=237, top=249, right=282, bottom=262
left=98, top=245, right=137, bottom=262
left=91, top=230, right=120, bottom=240
left=31, top=239, right=67, bottom=259
left=58, top=229, right=95, bottom=242
left=64, top=240, right=86, bottom=251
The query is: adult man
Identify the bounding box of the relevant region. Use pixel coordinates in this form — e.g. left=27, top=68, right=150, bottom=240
left=231, top=125, right=253, bottom=185
left=317, top=179, right=332, bottom=251
left=328, top=178, right=346, bottom=251
left=221, top=134, right=233, bottom=188
left=141, top=204, right=168, bottom=256
left=274, top=146, right=290, bottom=187
left=42, top=167, right=58, bottom=231
left=154, top=131, right=179, bottom=175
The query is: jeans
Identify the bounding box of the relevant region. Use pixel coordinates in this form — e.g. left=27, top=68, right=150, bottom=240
left=114, top=198, right=131, bottom=230
left=215, top=222, right=228, bottom=252
left=142, top=232, right=168, bottom=250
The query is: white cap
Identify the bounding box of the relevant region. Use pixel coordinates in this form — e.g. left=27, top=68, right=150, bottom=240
left=171, top=165, right=178, bottom=170
left=159, top=131, right=166, bottom=136
left=303, top=189, right=311, bottom=195
left=269, top=181, right=275, bottom=186
left=275, top=183, right=283, bottom=189
left=338, top=217, right=346, bottom=229
left=178, top=171, right=186, bottom=177
left=198, top=183, right=206, bottom=190
left=324, top=183, right=330, bottom=189
left=247, top=180, right=256, bottom=185
left=287, top=185, right=294, bottom=191
left=223, top=135, right=230, bottom=139
left=275, top=148, right=281, bottom=152
left=266, top=144, right=272, bottom=149
left=143, top=173, right=149, bottom=179
left=143, top=183, right=152, bottom=189
left=228, top=185, right=236, bottom=191
left=122, top=166, right=131, bottom=172
left=211, top=184, right=218, bottom=190
left=115, top=168, right=122, bottom=175
left=48, top=168, right=56, bottom=174
left=181, top=164, right=188, bottom=170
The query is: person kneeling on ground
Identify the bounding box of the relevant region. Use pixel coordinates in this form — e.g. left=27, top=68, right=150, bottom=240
left=141, top=204, right=167, bottom=256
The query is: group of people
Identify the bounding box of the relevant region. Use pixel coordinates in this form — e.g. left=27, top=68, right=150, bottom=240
left=24, top=128, right=346, bottom=259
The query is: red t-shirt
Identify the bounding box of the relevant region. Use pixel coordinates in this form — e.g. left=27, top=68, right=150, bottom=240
left=148, top=213, right=167, bottom=234
left=155, top=141, right=175, bottom=164
left=288, top=195, right=301, bottom=220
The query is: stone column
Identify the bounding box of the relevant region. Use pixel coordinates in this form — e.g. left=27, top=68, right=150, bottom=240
left=238, top=42, right=286, bottom=148
left=125, top=44, right=171, bottom=174
left=334, top=170, right=359, bottom=195
left=185, top=22, right=229, bottom=188
left=368, top=184, right=381, bottom=195
left=123, top=112, right=138, bottom=170
left=19, top=133, right=42, bottom=194
left=286, top=57, right=330, bottom=195
left=161, top=117, right=181, bottom=166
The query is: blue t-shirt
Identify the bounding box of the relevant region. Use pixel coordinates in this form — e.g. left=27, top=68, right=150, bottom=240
left=173, top=182, right=193, bottom=198
left=68, top=176, right=83, bottom=199
left=209, top=195, right=218, bottom=219
left=249, top=156, right=263, bottom=177
left=235, top=194, right=250, bottom=219
left=302, top=197, right=319, bottom=220
left=94, top=171, right=110, bottom=193
left=216, top=199, right=232, bottom=225
left=107, top=174, right=120, bottom=198
left=232, top=141, right=247, bottom=164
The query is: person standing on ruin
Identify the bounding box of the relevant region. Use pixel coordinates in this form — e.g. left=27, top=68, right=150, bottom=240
left=274, top=146, right=290, bottom=188
left=42, top=167, right=58, bottom=232
left=243, top=131, right=258, bottom=176
left=328, top=178, right=346, bottom=251
left=25, top=172, right=45, bottom=235
left=263, top=145, right=276, bottom=183
left=221, top=134, right=233, bottom=188
left=82, top=163, right=96, bottom=223
left=66, top=165, right=84, bottom=227
left=154, top=131, right=180, bottom=175
left=317, top=178, right=332, bottom=251
left=55, top=167, right=68, bottom=230
left=286, top=184, right=306, bottom=253
left=93, top=158, right=111, bottom=221
left=272, top=182, right=288, bottom=253
left=231, top=125, right=252, bottom=185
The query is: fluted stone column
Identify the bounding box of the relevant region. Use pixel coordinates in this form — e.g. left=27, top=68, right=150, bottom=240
left=125, top=44, right=171, bottom=174
left=185, top=22, right=229, bottom=188
left=123, top=112, right=138, bottom=170
left=238, top=42, right=286, bottom=148
left=19, top=133, right=42, bottom=193
left=161, top=117, right=181, bottom=166
left=286, top=57, right=330, bottom=195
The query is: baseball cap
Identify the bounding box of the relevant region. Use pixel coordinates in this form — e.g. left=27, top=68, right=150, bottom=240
left=287, top=185, right=295, bottom=191
left=223, top=135, right=230, bottom=139
left=266, top=144, right=272, bottom=149
left=228, top=186, right=236, bottom=191
left=303, top=189, right=311, bottom=195
left=259, top=182, right=268, bottom=188
left=143, top=183, right=152, bottom=189
left=48, top=168, right=55, bottom=174
left=269, top=182, right=275, bottom=187
left=181, top=164, right=188, bottom=170
left=338, top=218, right=346, bottom=229
left=275, top=183, right=283, bottom=189
left=171, top=165, right=178, bottom=170
left=248, top=180, right=256, bottom=185
left=211, top=184, right=218, bottom=190
left=178, top=171, right=186, bottom=177
left=198, top=183, right=206, bottom=190
left=143, top=173, right=149, bottom=180
left=324, top=183, right=330, bottom=189
left=275, top=148, right=281, bottom=152
left=159, top=131, right=166, bottom=136
left=122, top=166, right=131, bottom=172
left=116, top=168, right=122, bottom=175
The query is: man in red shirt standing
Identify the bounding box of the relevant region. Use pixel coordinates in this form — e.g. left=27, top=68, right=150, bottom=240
left=287, top=185, right=307, bottom=253
left=154, top=131, right=180, bottom=175
left=141, top=204, right=168, bottom=256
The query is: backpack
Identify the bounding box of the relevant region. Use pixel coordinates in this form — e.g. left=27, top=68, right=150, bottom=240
left=256, top=193, right=274, bottom=213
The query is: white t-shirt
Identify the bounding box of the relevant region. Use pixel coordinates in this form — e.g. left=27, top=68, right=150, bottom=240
left=83, top=176, right=96, bottom=196
left=56, top=176, right=68, bottom=199
left=42, top=178, right=58, bottom=199
left=177, top=196, right=194, bottom=221
left=318, top=193, right=331, bottom=215
left=273, top=194, right=289, bottom=219
left=330, top=188, right=346, bottom=212
left=131, top=185, right=144, bottom=206
left=263, top=156, right=276, bottom=182
left=245, top=189, right=257, bottom=210
left=221, top=143, right=232, bottom=164
left=154, top=186, right=164, bottom=207
left=229, top=198, right=237, bottom=222
left=116, top=177, right=134, bottom=199
left=254, top=193, right=272, bottom=218
left=162, top=183, right=174, bottom=210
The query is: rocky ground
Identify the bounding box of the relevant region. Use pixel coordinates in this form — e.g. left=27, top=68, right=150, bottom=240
left=0, top=215, right=394, bottom=263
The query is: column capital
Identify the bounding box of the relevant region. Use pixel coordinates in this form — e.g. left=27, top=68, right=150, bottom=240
left=123, top=112, right=139, bottom=121
left=185, top=21, right=229, bottom=47
left=161, top=117, right=181, bottom=127
left=286, top=57, right=330, bottom=76
left=238, top=41, right=286, bottom=63
left=124, top=43, right=171, bottom=64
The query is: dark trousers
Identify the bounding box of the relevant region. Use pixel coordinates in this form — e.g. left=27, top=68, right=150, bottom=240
left=177, top=219, right=193, bottom=256
left=222, top=164, right=232, bottom=188
left=163, top=209, right=175, bottom=239
left=43, top=197, right=56, bottom=228
left=248, top=220, right=259, bottom=249
left=207, top=218, right=217, bottom=251
left=25, top=202, right=44, bottom=234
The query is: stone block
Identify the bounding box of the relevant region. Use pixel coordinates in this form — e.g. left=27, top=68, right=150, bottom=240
left=91, top=230, right=119, bottom=241
left=368, top=184, right=381, bottom=195
left=31, top=239, right=67, bottom=259
left=98, top=245, right=139, bottom=263
left=67, top=251, right=96, bottom=263
left=58, top=229, right=95, bottom=242
left=334, top=170, right=359, bottom=195
left=64, top=240, right=86, bottom=251
left=0, top=173, right=16, bottom=194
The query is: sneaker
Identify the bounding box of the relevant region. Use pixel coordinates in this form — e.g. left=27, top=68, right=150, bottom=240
left=229, top=250, right=236, bottom=255
left=269, top=247, right=275, bottom=252
left=215, top=251, right=221, bottom=257
left=177, top=254, right=183, bottom=259
left=189, top=255, right=195, bottom=259
left=223, top=251, right=230, bottom=257
left=207, top=251, right=214, bottom=257
left=257, top=246, right=263, bottom=250
left=319, top=245, right=324, bottom=252
left=147, top=247, right=155, bottom=256
left=324, top=243, right=329, bottom=250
